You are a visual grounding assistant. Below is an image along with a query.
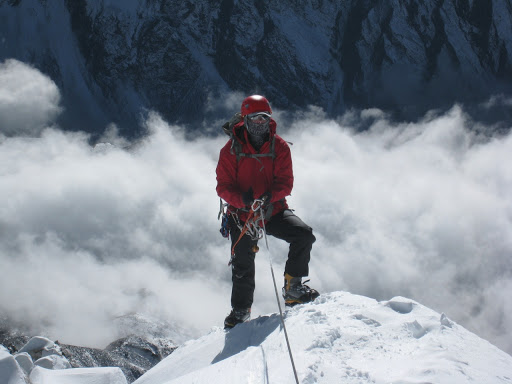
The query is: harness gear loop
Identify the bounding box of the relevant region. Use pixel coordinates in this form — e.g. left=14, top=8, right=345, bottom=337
left=228, top=198, right=268, bottom=266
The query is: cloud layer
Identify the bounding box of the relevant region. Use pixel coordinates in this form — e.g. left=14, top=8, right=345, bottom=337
left=0, top=59, right=61, bottom=136
left=0, top=61, right=511, bottom=355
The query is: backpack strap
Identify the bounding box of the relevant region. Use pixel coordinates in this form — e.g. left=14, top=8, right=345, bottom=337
left=233, top=136, right=276, bottom=162
left=230, top=139, right=243, bottom=162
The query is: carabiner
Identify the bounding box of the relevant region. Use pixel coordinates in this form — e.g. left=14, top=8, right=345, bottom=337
left=251, top=198, right=263, bottom=212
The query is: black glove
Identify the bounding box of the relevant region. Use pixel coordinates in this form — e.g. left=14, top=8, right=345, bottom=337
left=259, top=191, right=272, bottom=205
left=242, top=187, right=254, bottom=207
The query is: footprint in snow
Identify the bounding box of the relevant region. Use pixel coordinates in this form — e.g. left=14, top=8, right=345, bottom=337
left=352, top=314, right=381, bottom=327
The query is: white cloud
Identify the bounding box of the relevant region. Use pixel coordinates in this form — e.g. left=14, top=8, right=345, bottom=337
left=205, top=90, right=245, bottom=113
left=0, top=67, right=511, bottom=355
left=288, top=106, right=512, bottom=354
left=481, top=94, right=512, bottom=109
left=0, top=59, right=62, bottom=136
left=0, top=117, right=231, bottom=346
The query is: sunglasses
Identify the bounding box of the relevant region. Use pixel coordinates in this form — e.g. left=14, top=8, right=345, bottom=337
left=247, top=113, right=271, bottom=123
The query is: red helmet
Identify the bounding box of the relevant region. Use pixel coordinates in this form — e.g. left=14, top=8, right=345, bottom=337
left=240, top=95, right=272, bottom=117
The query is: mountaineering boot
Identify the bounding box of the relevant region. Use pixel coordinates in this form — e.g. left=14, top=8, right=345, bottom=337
left=282, top=273, right=320, bottom=307
left=224, top=308, right=251, bottom=329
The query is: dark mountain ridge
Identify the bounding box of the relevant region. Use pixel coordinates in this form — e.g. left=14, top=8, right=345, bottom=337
left=0, top=0, right=511, bottom=138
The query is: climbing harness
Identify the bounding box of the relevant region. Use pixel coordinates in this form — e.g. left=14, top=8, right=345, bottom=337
left=227, top=199, right=267, bottom=266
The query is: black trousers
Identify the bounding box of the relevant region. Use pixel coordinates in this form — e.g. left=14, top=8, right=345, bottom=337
left=228, top=209, right=316, bottom=310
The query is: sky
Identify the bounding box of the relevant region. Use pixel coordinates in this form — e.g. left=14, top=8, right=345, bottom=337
left=1, top=59, right=511, bottom=356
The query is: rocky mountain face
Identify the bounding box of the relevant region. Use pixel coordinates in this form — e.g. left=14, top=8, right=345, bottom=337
left=0, top=315, right=177, bottom=383
left=0, top=331, right=175, bottom=383
left=60, top=335, right=176, bottom=383
left=0, top=0, right=511, bottom=138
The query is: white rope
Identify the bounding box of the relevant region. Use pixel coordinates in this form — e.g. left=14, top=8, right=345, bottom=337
left=256, top=200, right=300, bottom=384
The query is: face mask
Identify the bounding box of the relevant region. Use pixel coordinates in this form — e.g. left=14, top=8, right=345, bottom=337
left=245, top=113, right=270, bottom=136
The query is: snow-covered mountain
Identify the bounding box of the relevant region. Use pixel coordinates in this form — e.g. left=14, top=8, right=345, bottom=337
left=1, top=0, right=511, bottom=137
left=0, top=314, right=178, bottom=383
left=2, top=292, right=512, bottom=383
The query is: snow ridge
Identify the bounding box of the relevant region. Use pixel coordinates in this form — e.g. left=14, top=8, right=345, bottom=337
left=2, top=291, right=512, bottom=383
left=134, top=291, right=512, bottom=384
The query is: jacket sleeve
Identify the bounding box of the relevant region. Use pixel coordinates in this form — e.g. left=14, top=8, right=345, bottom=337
left=271, top=138, right=294, bottom=202
left=216, top=142, right=245, bottom=208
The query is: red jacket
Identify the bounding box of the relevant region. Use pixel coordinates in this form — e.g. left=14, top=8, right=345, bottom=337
left=216, top=119, right=293, bottom=221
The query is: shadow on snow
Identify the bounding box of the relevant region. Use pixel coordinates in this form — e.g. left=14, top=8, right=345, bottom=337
left=212, top=314, right=281, bottom=364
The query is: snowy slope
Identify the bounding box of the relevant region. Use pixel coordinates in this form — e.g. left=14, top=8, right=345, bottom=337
left=134, top=292, right=512, bottom=384
left=29, top=366, right=128, bottom=384
left=2, top=291, right=512, bottom=383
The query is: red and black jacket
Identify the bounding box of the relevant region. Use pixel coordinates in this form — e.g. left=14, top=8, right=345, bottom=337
left=216, top=119, right=293, bottom=222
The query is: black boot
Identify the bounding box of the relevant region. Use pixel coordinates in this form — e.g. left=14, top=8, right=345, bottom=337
left=224, top=308, right=251, bottom=329
left=282, top=273, right=319, bottom=307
